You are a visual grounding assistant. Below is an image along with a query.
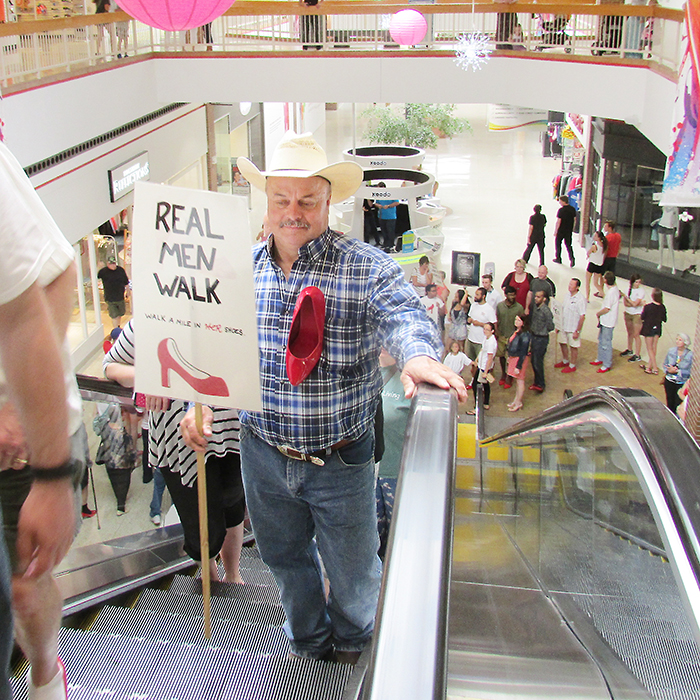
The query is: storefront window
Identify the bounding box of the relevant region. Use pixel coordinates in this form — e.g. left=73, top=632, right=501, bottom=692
left=67, top=233, right=103, bottom=357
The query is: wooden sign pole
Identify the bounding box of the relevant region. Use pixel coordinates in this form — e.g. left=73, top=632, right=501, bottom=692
left=195, top=402, right=211, bottom=640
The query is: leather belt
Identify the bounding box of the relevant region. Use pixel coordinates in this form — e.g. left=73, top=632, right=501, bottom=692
left=277, top=438, right=352, bottom=467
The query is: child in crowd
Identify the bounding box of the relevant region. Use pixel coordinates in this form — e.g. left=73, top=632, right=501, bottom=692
left=443, top=340, right=472, bottom=379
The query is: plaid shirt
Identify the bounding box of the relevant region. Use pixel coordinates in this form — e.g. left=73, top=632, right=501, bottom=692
left=240, top=228, right=442, bottom=453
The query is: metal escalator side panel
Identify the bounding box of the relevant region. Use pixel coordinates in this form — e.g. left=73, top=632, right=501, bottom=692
left=364, top=384, right=457, bottom=700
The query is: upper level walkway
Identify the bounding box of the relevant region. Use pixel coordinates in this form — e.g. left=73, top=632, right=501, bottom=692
left=0, top=1, right=684, bottom=164
left=0, top=1, right=684, bottom=90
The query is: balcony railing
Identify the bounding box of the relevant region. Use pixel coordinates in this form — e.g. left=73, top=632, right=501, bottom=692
left=0, top=2, right=684, bottom=89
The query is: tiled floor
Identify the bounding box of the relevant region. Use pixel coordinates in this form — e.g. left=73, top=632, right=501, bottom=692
left=72, top=101, right=687, bottom=550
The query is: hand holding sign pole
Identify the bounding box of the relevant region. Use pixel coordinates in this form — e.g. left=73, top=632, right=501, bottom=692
left=132, top=181, right=261, bottom=639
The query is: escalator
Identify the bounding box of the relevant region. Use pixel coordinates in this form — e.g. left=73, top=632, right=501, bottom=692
left=8, top=382, right=700, bottom=698
left=449, top=387, right=700, bottom=699
left=7, top=381, right=455, bottom=700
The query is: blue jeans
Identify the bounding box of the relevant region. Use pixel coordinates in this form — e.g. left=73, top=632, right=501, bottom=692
left=379, top=219, right=396, bottom=249
left=240, top=425, right=382, bottom=658
left=530, top=335, right=549, bottom=389
left=597, top=325, right=614, bottom=369
left=150, top=467, right=166, bottom=518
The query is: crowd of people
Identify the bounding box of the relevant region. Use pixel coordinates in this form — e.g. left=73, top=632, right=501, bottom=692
left=419, top=229, right=691, bottom=417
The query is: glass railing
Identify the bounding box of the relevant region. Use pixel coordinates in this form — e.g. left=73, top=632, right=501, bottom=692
left=0, top=2, right=684, bottom=88
left=480, top=387, right=700, bottom=700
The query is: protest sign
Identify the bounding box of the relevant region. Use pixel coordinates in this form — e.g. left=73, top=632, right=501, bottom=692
left=132, top=181, right=261, bottom=410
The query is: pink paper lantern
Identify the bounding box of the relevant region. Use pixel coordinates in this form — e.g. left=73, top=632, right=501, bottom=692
left=115, top=0, right=235, bottom=31
left=389, top=9, right=427, bottom=46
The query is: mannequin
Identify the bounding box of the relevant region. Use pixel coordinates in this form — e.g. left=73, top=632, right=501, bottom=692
left=655, top=206, right=678, bottom=273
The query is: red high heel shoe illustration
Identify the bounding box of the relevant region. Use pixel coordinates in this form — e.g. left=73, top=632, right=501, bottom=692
left=158, top=338, right=229, bottom=397
left=286, top=286, right=325, bottom=386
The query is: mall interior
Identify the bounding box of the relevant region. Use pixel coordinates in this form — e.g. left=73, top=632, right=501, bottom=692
left=2, top=4, right=700, bottom=699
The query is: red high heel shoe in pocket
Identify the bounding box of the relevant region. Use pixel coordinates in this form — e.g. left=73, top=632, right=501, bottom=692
left=286, top=286, right=325, bottom=386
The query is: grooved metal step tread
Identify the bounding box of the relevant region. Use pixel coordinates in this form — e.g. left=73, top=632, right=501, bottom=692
left=195, top=564, right=278, bottom=587
left=90, top=605, right=290, bottom=655
left=240, top=547, right=274, bottom=569
left=134, top=587, right=286, bottom=626
left=169, top=575, right=282, bottom=605
left=11, top=627, right=353, bottom=700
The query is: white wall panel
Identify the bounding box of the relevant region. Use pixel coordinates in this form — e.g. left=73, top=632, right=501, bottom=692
left=30, top=104, right=207, bottom=244
left=1, top=54, right=677, bottom=240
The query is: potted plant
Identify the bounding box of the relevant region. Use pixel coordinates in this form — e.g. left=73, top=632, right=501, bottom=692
left=361, top=103, right=471, bottom=149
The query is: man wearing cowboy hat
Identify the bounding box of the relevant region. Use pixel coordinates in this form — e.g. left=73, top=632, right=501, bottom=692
left=182, top=132, right=467, bottom=663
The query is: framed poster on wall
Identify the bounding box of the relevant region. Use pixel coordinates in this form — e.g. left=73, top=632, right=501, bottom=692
left=451, top=251, right=480, bottom=287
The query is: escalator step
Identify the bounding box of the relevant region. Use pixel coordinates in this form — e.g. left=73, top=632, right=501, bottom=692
left=42, top=627, right=352, bottom=700
left=169, top=575, right=282, bottom=605
left=134, top=588, right=286, bottom=626
left=217, top=566, right=277, bottom=587
left=192, top=562, right=278, bottom=587
left=240, top=546, right=273, bottom=568
left=90, top=605, right=290, bottom=655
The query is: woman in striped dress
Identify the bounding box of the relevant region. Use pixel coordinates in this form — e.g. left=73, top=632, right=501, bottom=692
left=103, top=320, right=246, bottom=583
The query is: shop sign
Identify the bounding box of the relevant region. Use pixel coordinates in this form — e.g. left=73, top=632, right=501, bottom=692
left=108, top=152, right=151, bottom=202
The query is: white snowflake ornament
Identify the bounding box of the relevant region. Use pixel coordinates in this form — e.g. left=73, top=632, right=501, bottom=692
left=454, top=32, right=492, bottom=72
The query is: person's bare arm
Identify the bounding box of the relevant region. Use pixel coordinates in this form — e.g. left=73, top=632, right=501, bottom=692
left=104, top=362, right=170, bottom=412
left=0, top=280, right=74, bottom=577
left=0, top=282, right=70, bottom=467
left=43, top=263, right=75, bottom=340
left=104, top=362, right=135, bottom=387
left=0, top=263, right=76, bottom=464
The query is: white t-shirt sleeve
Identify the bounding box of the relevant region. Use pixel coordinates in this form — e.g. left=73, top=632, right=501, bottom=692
left=576, top=295, right=587, bottom=317
left=0, top=142, right=74, bottom=305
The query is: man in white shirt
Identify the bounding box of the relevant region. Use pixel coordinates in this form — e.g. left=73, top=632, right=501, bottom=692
left=0, top=138, right=83, bottom=700
left=466, top=287, right=498, bottom=361
left=420, top=284, right=446, bottom=328
left=554, top=277, right=586, bottom=373
left=591, top=271, right=620, bottom=374
left=481, top=273, right=504, bottom=311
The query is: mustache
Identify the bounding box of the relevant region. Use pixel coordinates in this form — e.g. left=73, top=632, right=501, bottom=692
left=279, top=219, right=310, bottom=229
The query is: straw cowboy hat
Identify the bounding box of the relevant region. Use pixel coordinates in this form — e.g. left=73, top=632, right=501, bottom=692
left=237, top=132, right=363, bottom=204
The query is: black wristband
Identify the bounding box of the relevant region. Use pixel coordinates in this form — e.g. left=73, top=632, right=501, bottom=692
left=31, top=459, right=79, bottom=482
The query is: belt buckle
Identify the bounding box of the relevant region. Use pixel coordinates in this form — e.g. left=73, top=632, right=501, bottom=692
left=278, top=445, right=325, bottom=467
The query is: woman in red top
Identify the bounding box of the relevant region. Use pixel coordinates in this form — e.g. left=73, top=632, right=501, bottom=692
left=501, top=258, right=532, bottom=310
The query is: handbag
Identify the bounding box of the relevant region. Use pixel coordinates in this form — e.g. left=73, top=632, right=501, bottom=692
left=483, top=371, right=495, bottom=384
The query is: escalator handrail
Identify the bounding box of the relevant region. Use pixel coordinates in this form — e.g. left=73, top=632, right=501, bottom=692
left=480, top=386, right=700, bottom=611
left=362, top=384, right=457, bottom=700
left=76, top=373, right=135, bottom=406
